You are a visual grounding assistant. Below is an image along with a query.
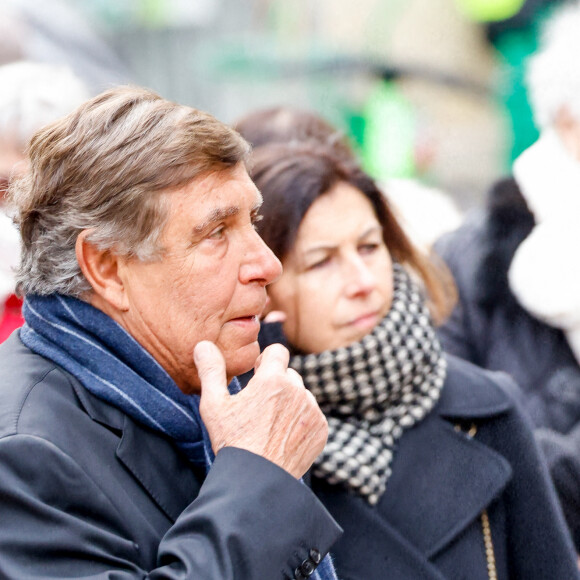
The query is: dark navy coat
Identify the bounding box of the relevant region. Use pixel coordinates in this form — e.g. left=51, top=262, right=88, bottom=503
left=0, top=333, right=342, bottom=578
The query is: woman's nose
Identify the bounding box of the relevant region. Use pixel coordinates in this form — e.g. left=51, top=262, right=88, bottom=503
left=344, top=255, right=376, bottom=298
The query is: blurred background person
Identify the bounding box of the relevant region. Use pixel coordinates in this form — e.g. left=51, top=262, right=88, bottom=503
left=0, top=60, right=89, bottom=341
left=435, top=0, right=580, bottom=550
left=239, top=140, right=579, bottom=579
left=19, top=0, right=557, bottom=212
left=0, top=0, right=129, bottom=92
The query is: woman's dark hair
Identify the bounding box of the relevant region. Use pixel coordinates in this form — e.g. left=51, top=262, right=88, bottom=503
left=249, top=142, right=455, bottom=324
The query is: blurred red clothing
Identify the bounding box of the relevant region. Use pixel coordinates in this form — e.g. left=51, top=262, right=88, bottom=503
left=0, top=294, right=23, bottom=342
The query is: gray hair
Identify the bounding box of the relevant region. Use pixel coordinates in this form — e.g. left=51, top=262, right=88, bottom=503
left=8, top=85, right=250, bottom=297
left=0, top=61, right=89, bottom=150
left=526, top=2, right=580, bottom=129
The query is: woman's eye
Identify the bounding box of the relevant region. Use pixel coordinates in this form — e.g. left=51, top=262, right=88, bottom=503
left=307, top=257, right=330, bottom=270
left=359, top=242, right=379, bottom=254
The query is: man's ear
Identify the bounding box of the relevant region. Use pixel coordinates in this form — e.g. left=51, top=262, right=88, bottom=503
left=76, top=230, right=129, bottom=312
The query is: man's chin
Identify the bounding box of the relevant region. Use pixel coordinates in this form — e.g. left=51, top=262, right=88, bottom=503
left=225, top=340, right=261, bottom=381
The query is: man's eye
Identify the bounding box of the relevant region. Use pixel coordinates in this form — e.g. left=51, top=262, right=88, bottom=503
left=208, top=225, right=226, bottom=239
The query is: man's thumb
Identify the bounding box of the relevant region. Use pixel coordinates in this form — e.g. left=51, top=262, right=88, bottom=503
left=194, top=341, right=227, bottom=402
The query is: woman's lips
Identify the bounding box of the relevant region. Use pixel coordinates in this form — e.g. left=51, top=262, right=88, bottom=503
left=348, top=311, right=380, bottom=330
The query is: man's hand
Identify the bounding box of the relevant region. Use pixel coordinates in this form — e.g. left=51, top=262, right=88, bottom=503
left=195, top=341, right=328, bottom=479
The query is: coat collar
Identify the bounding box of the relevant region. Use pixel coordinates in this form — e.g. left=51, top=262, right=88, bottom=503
left=435, top=354, right=513, bottom=419
left=71, top=376, right=201, bottom=521
left=379, top=411, right=511, bottom=559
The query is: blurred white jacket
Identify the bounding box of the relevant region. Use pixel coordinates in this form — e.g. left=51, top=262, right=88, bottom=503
left=510, top=129, right=580, bottom=363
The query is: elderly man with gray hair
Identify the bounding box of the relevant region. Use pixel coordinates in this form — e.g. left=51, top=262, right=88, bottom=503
left=0, top=86, right=341, bottom=579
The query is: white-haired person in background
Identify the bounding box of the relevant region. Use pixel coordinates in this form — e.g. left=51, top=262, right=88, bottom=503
left=435, top=0, right=580, bottom=552
left=0, top=60, right=89, bottom=341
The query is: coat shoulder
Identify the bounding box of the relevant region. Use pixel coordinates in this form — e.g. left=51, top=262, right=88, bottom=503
left=0, top=332, right=125, bottom=444
left=0, top=332, right=74, bottom=438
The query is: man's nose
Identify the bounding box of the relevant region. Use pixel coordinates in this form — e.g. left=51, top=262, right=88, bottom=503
left=239, top=228, right=282, bottom=286
left=344, top=255, right=376, bottom=298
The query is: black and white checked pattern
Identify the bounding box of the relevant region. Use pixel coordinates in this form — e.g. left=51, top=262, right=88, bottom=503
left=291, top=263, right=447, bottom=505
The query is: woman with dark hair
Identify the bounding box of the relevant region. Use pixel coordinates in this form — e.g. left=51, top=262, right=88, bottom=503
left=240, top=141, right=579, bottom=579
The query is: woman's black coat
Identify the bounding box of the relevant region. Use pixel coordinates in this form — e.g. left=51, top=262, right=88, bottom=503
left=241, top=325, right=579, bottom=579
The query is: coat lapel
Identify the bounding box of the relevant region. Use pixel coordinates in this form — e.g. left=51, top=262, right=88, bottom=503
left=317, top=415, right=512, bottom=578
left=116, top=415, right=203, bottom=522
left=380, top=414, right=512, bottom=559
left=315, top=356, right=515, bottom=576
left=71, top=376, right=202, bottom=522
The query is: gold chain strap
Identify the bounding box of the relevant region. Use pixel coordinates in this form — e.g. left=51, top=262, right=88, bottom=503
left=454, top=423, right=498, bottom=580
left=481, top=510, right=498, bottom=580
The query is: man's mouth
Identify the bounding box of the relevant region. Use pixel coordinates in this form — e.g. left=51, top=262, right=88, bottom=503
left=228, top=314, right=260, bottom=325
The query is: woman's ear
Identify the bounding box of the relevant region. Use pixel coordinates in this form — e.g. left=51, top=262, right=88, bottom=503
left=75, top=230, right=129, bottom=312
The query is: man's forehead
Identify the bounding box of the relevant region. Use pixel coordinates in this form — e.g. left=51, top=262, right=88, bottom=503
left=187, top=181, right=262, bottom=233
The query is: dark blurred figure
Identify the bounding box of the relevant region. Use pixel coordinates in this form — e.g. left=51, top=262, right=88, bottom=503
left=0, top=60, right=88, bottom=341
left=435, top=1, right=580, bottom=550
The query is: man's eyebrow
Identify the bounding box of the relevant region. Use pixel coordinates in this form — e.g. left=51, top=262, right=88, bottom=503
left=193, top=206, right=239, bottom=234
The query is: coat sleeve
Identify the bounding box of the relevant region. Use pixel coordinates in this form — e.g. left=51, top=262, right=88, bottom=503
left=0, top=435, right=342, bottom=579
left=536, top=423, right=580, bottom=551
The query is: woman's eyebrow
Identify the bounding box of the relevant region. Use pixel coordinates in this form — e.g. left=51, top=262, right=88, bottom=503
left=303, top=224, right=382, bottom=254
left=358, top=224, right=383, bottom=239
left=303, top=244, right=336, bottom=256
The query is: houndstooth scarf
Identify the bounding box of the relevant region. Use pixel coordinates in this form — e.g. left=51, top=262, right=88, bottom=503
left=290, top=263, right=446, bottom=505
